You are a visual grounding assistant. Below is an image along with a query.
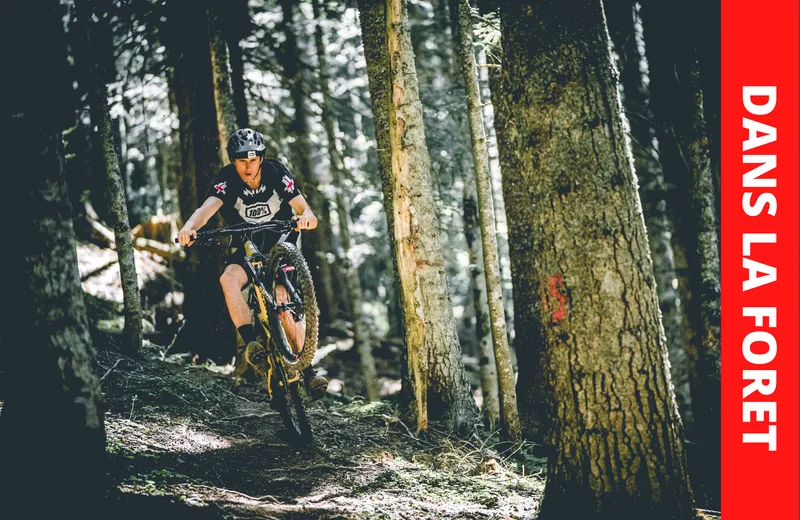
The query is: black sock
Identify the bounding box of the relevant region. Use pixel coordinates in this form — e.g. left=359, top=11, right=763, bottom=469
left=238, top=324, right=257, bottom=344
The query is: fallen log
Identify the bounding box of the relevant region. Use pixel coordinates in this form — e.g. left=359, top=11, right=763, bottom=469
left=133, top=237, right=185, bottom=262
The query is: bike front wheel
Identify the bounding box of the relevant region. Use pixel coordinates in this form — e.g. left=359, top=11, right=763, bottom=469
left=270, top=355, right=312, bottom=445
left=267, top=242, right=319, bottom=370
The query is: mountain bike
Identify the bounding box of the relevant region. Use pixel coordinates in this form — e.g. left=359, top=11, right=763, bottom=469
left=178, top=220, right=319, bottom=444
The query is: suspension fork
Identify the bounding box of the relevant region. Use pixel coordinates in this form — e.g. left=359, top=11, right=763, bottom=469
left=275, top=267, right=305, bottom=317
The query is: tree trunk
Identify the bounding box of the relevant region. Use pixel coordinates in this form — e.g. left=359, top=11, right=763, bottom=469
left=640, top=0, right=720, bottom=507
left=476, top=0, right=516, bottom=352
left=279, top=0, right=337, bottom=325
left=462, top=171, right=499, bottom=426
left=1, top=2, right=105, bottom=512
left=681, top=61, right=721, bottom=441
left=358, top=0, right=478, bottom=431
left=450, top=0, right=519, bottom=440
left=357, top=0, right=403, bottom=347
left=167, top=0, right=234, bottom=364
left=73, top=0, right=143, bottom=356
left=312, top=0, right=380, bottom=401
left=692, top=1, right=720, bottom=218
left=605, top=0, right=694, bottom=433
left=499, top=2, right=694, bottom=518
left=208, top=2, right=239, bottom=163
left=219, top=0, right=250, bottom=128
left=443, top=5, right=496, bottom=410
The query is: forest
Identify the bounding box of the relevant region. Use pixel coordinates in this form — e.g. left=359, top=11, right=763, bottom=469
left=1, top=0, right=722, bottom=519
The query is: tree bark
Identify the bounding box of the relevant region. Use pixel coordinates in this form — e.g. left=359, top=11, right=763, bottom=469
left=279, top=0, right=338, bottom=325
left=208, top=2, right=239, bottom=162
left=312, top=0, right=380, bottom=401
left=358, top=0, right=478, bottom=431
left=499, top=2, right=694, bottom=518
left=640, top=0, right=720, bottom=507
left=462, top=171, right=499, bottom=426
left=441, top=0, right=497, bottom=415
left=605, top=0, right=693, bottom=433
left=476, top=0, right=516, bottom=351
left=450, top=0, right=519, bottom=440
left=1, top=2, right=105, bottom=513
left=219, top=0, right=250, bottom=128
left=74, top=0, right=143, bottom=356
left=167, top=0, right=234, bottom=363
left=682, top=62, right=721, bottom=442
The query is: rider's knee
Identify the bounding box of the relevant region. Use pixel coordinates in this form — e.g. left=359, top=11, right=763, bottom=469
left=219, top=270, right=238, bottom=291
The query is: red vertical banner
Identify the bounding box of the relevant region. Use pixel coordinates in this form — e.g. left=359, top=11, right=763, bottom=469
left=721, top=1, right=800, bottom=519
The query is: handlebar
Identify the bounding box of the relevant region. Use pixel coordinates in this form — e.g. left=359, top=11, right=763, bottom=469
left=175, top=220, right=296, bottom=245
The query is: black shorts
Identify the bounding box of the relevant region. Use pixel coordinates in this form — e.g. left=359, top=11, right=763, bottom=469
left=227, top=229, right=299, bottom=283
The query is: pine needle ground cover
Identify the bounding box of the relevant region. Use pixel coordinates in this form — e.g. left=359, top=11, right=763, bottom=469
left=80, top=241, right=546, bottom=519
left=98, top=341, right=543, bottom=519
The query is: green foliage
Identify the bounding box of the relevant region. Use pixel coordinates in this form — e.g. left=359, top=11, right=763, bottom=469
left=471, top=7, right=501, bottom=59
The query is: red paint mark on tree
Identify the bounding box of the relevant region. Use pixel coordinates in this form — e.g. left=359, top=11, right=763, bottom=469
left=550, top=275, right=566, bottom=321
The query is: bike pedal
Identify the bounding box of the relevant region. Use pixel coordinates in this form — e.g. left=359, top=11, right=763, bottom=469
left=244, top=341, right=270, bottom=377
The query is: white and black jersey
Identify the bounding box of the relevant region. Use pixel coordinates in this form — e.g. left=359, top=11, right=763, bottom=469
left=208, top=159, right=300, bottom=225
left=207, top=159, right=301, bottom=253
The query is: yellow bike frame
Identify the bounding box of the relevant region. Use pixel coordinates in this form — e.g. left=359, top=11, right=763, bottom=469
left=244, top=240, right=300, bottom=398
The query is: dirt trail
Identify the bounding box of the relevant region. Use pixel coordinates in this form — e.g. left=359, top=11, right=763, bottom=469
left=73, top=237, right=544, bottom=518
left=97, top=337, right=544, bottom=520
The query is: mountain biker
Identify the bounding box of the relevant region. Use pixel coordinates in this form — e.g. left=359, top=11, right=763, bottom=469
left=177, top=128, right=328, bottom=400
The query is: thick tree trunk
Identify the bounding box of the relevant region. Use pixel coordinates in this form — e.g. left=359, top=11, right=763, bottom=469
left=357, top=0, right=401, bottom=343
left=499, top=2, right=694, bottom=518
left=605, top=0, right=693, bottom=433
left=167, top=0, right=234, bottom=364
left=279, top=0, right=337, bottom=325
left=1, top=2, right=105, bottom=513
left=358, top=0, right=478, bottom=431
left=208, top=3, right=239, bottom=162
left=450, top=0, right=519, bottom=440
left=312, top=0, right=380, bottom=401
left=75, top=0, right=143, bottom=356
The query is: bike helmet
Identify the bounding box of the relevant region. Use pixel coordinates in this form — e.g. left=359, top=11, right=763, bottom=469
left=227, top=128, right=266, bottom=162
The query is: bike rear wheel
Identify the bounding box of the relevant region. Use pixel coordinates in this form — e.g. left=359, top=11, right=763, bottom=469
left=267, top=242, right=319, bottom=370
left=270, top=354, right=312, bottom=444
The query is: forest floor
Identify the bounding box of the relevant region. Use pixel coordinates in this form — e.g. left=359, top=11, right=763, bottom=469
left=96, top=338, right=545, bottom=520
left=79, top=243, right=547, bottom=519
left=68, top=240, right=722, bottom=520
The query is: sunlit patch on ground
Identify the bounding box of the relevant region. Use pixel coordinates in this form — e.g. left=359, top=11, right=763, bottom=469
left=107, top=417, right=233, bottom=455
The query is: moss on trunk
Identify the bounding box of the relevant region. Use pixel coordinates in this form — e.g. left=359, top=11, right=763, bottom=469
left=499, top=2, right=694, bottom=518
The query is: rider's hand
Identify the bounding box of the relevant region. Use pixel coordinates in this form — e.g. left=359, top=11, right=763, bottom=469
left=292, top=215, right=316, bottom=231
left=177, top=228, right=198, bottom=246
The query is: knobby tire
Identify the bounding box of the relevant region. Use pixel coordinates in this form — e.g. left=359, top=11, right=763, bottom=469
left=270, top=356, right=312, bottom=445
left=267, top=242, right=319, bottom=370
